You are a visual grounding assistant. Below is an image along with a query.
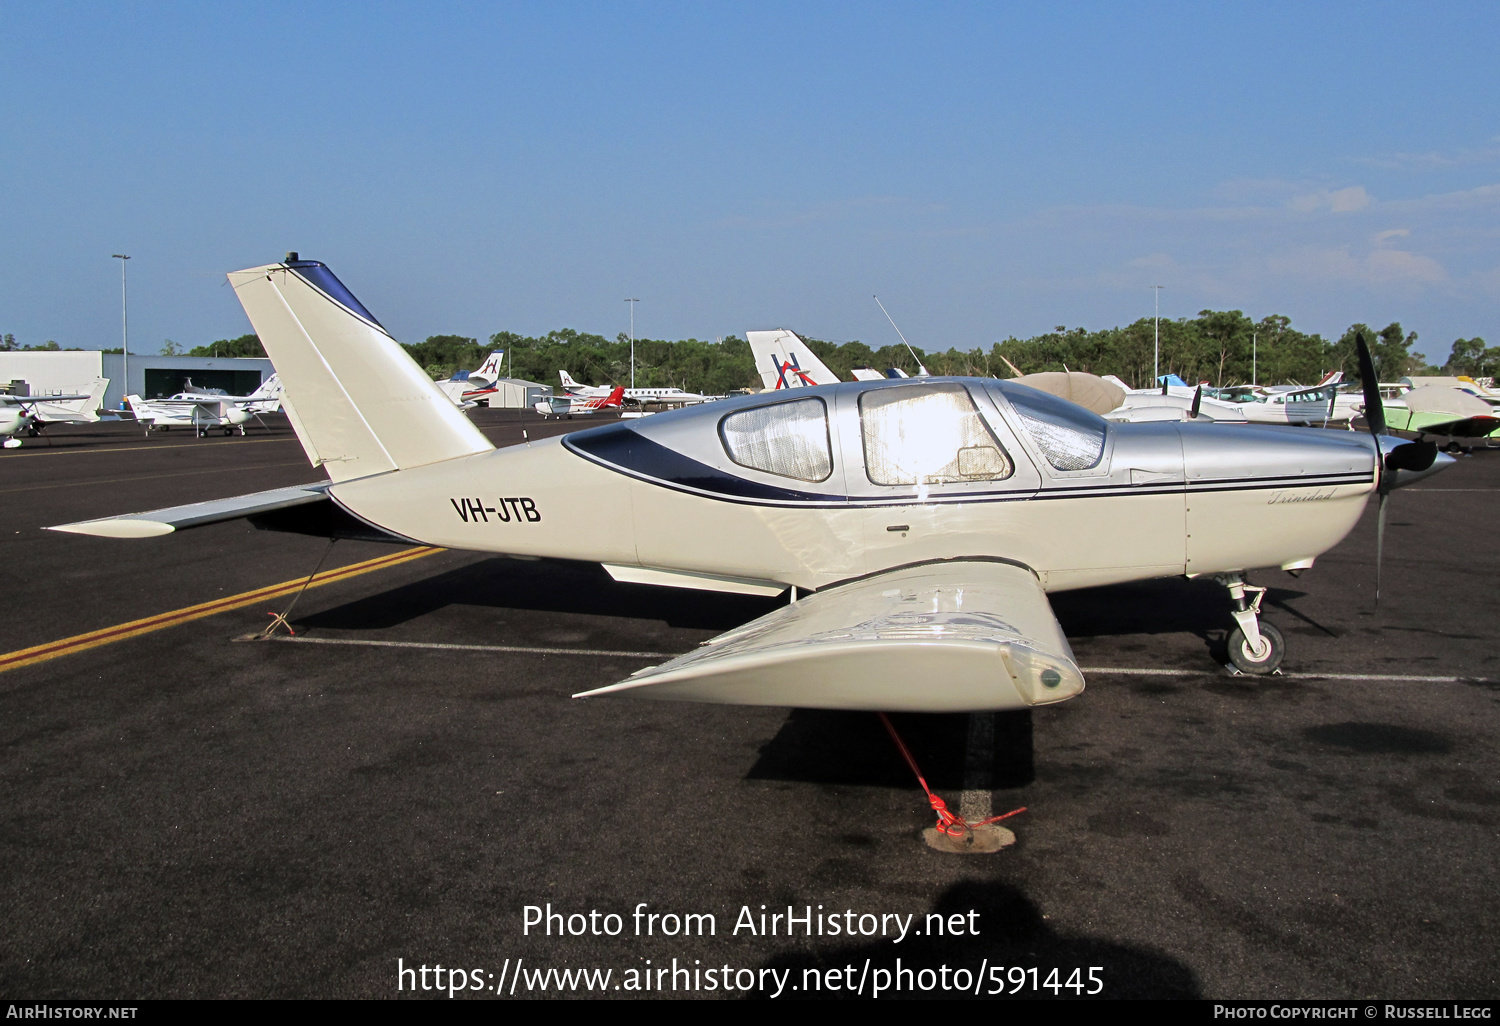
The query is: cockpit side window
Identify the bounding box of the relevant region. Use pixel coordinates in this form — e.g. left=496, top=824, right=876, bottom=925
left=1001, top=384, right=1108, bottom=471
left=858, top=383, right=1013, bottom=486
left=719, top=397, right=833, bottom=482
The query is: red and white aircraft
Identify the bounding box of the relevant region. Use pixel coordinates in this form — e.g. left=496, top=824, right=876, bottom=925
left=534, top=385, right=626, bottom=418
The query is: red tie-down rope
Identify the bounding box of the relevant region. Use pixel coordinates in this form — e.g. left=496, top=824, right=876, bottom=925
left=877, top=712, right=1027, bottom=839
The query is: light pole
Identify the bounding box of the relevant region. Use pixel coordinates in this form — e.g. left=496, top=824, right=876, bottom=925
left=1252, top=330, right=1258, bottom=386
left=1150, top=285, right=1164, bottom=384
left=112, top=254, right=131, bottom=405
left=624, top=298, right=639, bottom=389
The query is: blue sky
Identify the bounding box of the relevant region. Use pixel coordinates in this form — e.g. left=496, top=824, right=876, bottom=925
left=2, top=2, right=1498, bottom=365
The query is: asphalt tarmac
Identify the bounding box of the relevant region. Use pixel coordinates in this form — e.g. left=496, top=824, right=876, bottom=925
left=1, top=412, right=1496, bottom=1000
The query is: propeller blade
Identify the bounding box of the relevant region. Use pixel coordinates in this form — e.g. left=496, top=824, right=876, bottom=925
left=1325, top=386, right=1336, bottom=428
left=1190, top=385, right=1202, bottom=420
left=1161, top=377, right=1168, bottom=396
left=1355, top=331, right=1385, bottom=438
left=1375, top=490, right=1387, bottom=606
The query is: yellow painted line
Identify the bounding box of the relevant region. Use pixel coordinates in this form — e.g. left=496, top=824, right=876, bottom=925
left=0, top=546, right=442, bottom=675
left=0, top=437, right=297, bottom=458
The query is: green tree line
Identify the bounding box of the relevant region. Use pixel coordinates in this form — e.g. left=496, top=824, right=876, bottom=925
left=397, top=312, right=1481, bottom=392
left=12, top=313, right=1495, bottom=390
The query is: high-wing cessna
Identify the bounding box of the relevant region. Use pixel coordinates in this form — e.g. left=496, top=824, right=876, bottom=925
left=51, top=257, right=1452, bottom=711
left=127, top=374, right=283, bottom=436
left=1211, top=373, right=1362, bottom=427
left=533, top=385, right=626, bottom=418
left=1, top=378, right=110, bottom=447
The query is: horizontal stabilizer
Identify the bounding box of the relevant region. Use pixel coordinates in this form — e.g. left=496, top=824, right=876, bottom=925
left=47, top=483, right=331, bottom=538
left=576, top=560, right=1084, bottom=712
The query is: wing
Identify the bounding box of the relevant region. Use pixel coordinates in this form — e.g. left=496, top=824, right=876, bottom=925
left=576, top=560, right=1084, bottom=712
left=47, top=483, right=331, bottom=538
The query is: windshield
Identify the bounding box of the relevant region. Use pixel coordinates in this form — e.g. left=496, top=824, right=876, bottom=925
left=994, top=383, right=1107, bottom=471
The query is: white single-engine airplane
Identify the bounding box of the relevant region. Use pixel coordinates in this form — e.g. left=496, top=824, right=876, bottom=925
left=534, top=385, right=626, bottom=418
left=127, top=375, right=283, bottom=436
left=1, top=378, right=110, bottom=447
left=51, top=257, right=1452, bottom=710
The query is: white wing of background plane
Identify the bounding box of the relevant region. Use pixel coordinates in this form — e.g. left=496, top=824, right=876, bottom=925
left=576, top=560, right=1084, bottom=712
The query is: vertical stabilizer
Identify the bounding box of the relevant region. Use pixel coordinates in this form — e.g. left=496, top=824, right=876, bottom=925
left=746, top=329, right=840, bottom=390
left=474, top=352, right=505, bottom=382
left=227, top=259, right=493, bottom=482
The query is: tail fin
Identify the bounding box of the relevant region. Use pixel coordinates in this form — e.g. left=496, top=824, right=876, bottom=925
left=746, top=329, right=840, bottom=390
left=474, top=352, right=504, bottom=381
left=559, top=369, right=581, bottom=390
left=246, top=373, right=280, bottom=402
left=228, top=258, right=492, bottom=482
left=85, top=378, right=109, bottom=417
left=597, top=386, right=626, bottom=408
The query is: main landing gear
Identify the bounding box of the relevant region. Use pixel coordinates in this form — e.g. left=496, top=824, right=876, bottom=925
left=1215, top=572, right=1285, bottom=675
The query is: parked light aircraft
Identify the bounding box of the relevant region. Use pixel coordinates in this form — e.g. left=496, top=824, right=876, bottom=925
left=1380, top=385, right=1500, bottom=447
left=1208, top=373, right=1362, bottom=427
left=53, top=258, right=1455, bottom=703
left=558, top=370, right=712, bottom=406
left=437, top=352, right=506, bottom=408
left=534, top=385, right=626, bottom=418
left=0, top=378, right=110, bottom=447
left=126, top=374, right=283, bottom=436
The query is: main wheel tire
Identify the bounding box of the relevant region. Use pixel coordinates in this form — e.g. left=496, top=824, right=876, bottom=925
left=1226, top=621, right=1285, bottom=675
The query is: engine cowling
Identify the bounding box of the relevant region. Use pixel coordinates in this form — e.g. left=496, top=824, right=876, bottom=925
left=0, top=409, right=30, bottom=435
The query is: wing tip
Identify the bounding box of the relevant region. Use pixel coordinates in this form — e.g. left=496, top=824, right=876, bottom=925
left=46, top=520, right=175, bottom=539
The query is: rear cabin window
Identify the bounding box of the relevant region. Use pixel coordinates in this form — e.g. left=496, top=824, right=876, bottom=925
left=1001, top=384, right=1108, bottom=471
left=859, top=383, right=1013, bottom=486
left=719, top=397, right=833, bottom=482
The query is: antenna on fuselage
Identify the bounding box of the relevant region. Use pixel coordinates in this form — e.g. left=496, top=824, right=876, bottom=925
left=873, top=296, right=929, bottom=377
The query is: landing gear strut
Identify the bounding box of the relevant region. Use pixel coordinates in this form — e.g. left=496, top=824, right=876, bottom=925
left=1215, top=572, right=1284, bottom=675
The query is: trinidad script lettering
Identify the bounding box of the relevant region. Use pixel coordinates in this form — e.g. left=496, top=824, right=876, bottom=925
left=450, top=497, right=542, bottom=523
left=1266, top=488, right=1336, bottom=505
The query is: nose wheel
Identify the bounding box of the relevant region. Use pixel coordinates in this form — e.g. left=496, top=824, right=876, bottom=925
left=1216, top=573, right=1284, bottom=675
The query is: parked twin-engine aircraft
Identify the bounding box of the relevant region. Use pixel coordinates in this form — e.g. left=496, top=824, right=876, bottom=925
left=51, top=257, right=1452, bottom=709
left=0, top=378, right=110, bottom=447
left=558, top=370, right=712, bottom=406
left=127, top=375, right=283, bottom=436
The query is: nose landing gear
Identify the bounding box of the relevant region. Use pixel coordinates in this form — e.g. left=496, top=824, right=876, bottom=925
left=1216, top=572, right=1285, bottom=674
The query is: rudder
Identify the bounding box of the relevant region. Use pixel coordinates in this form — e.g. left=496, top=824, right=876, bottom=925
left=228, top=258, right=492, bottom=481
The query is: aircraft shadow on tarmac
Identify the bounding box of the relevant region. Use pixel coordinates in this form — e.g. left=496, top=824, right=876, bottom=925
left=297, top=553, right=1332, bottom=649
left=746, top=710, right=1033, bottom=793
left=755, top=879, right=1200, bottom=1000
left=294, top=554, right=783, bottom=633
left=1048, top=575, right=1335, bottom=653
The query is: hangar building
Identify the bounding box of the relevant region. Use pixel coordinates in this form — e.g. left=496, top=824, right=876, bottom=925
left=0, top=352, right=275, bottom=411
